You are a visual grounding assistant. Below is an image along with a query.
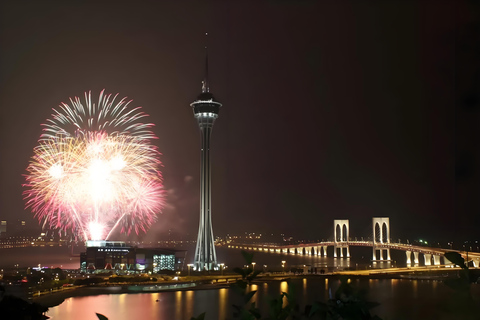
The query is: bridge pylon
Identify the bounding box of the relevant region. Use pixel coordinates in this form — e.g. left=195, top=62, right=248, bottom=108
left=372, top=217, right=391, bottom=261
left=334, top=220, right=350, bottom=258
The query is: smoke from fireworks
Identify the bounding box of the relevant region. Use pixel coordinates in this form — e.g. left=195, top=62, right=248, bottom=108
left=23, top=90, right=164, bottom=241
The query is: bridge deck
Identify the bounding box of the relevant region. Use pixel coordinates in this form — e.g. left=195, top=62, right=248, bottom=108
left=226, top=241, right=480, bottom=260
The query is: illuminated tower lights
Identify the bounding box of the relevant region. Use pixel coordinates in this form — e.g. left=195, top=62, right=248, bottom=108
left=191, top=48, right=222, bottom=271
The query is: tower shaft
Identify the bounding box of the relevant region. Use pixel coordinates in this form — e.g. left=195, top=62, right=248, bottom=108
left=193, top=115, right=218, bottom=270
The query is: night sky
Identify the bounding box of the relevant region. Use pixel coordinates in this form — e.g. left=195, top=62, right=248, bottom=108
left=0, top=1, right=478, bottom=244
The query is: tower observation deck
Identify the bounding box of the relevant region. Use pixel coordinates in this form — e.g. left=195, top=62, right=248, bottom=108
left=191, top=50, right=221, bottom=271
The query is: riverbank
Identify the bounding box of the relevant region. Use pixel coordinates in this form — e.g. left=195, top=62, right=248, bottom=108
left=35, top=267, right=476, bottom=309
left=34, top=281, right=231, bottom=308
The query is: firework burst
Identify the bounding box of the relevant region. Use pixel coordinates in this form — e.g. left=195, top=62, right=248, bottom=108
left=24, top=90, right=164, bottom=241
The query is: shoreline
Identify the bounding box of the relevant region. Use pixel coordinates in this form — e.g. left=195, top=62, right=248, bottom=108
left=34, top=268, right=471, bottom=309
left=34, top=281, right=231, bottom=308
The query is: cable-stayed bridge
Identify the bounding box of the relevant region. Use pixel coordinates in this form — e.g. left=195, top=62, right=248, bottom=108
left=227, top=217, right=480, bottom=267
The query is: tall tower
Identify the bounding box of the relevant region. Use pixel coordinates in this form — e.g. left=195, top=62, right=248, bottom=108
left=191, top=49, right=221, bottom=271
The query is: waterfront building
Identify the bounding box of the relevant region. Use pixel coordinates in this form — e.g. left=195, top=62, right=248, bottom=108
left=80, top=241, right=184, bottom=273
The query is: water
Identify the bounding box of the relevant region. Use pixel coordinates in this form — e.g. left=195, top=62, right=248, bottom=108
left=47, top=278, right=480, bottom=320
left=0, top=246, right=78, bottom=269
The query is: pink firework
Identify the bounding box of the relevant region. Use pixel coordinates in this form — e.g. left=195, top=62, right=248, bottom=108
left=23, top=90, right=164, bottom=241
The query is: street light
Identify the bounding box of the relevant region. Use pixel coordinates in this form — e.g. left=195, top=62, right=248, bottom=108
left=281, top=261, right=286, bottom=274
left=219, top=263, right=225, bottom=276
left=187, top=264, right=193, bottom=276
left=252, top=262, right=256, bottom=271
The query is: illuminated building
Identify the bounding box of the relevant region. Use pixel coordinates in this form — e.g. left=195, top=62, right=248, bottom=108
left=191, top=49, right=222, bottom=271
left=80, top=241, right=183, bottom=273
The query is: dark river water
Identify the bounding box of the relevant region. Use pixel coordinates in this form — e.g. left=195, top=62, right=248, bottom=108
left=47, top=278, right=480, bottom=320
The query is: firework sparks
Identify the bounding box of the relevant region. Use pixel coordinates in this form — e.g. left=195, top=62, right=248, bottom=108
left=23, top=90, right=164, bottom=241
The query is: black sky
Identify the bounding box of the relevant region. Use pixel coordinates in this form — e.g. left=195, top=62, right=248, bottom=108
left=0, top=1, right=478, bottom=243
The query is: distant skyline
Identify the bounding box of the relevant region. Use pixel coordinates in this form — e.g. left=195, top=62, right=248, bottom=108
left=0, top=1, right=478, bottom=244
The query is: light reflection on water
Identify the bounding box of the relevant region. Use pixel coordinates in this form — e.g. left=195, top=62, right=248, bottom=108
left=175, top=291, right=182, bottom=319
left=218, top=288, right=228, bottom=320
left=303, top=278, right=307, bottom=301
left=47, top=278, right=480, bottom=320
left=249, top=284, right=258, bottom=303
left=412, top=279, right=418, bottom=299
left=279, top=281, right=289, bottom=307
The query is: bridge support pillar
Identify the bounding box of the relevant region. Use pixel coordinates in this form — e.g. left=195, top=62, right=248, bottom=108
left=443, top=256, right=452, bottom=266
left=373, top=248, right=386, bottom=260
left=289, top=248, right=295, bottom=254
left=433, top=255, right=440, bottom=266
left=372, top=217, right=391, bottom=262
left=346, top=246, right=350, bottom=258
left=372, top=249, right=387, bottom=261
left=413, top=252, right=419, bottom=264
left=472, top=258, right=479, bottom=268
left=424, top=253, right=432, bottom=266
left=334, top=219, right=349, bottom=259
left=306, top=247, right=312, bottom=255
left=406, top=251, right=412, bottom=264
left=322, top=246, right=328, bottom=257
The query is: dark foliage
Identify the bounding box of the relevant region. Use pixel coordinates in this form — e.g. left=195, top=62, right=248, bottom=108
left=0, top=285, right=48, bottom=320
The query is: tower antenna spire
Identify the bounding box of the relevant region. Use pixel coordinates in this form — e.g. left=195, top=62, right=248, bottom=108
left=202, top=32, right=209, bottom=93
